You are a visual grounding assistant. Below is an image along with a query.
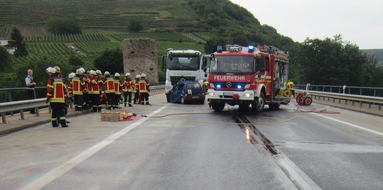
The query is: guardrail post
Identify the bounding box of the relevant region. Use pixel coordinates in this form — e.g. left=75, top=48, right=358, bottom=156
left=35, top=108, right=40, bottom=116
left=1, top=113, right=6, bottom=124
left=20, top=110, right=25, bottom=120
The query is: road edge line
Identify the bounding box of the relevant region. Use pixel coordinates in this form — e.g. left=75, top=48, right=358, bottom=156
left=309, top=112, right=383, bottom=137
left=21, top=104, right=168, bottom=190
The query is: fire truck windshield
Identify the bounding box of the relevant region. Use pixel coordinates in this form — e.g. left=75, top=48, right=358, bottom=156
left=167, top=55, right=200, bottom=70
left=210, top=56, right=254, bottom=73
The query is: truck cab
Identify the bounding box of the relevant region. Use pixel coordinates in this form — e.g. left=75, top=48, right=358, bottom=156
left=207, top=44, right=290, bottom=112
left=164, top=49, right=210, bottom=102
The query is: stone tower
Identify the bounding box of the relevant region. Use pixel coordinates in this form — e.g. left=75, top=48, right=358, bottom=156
left=122, top=39, right=158, bottom=83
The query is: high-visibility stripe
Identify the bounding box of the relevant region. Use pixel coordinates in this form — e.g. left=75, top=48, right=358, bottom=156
left=139, top=81, right=148, bottom=93
left=104, top=78, right=115, bottom=93
left=72, top=78, right=83, bottom=95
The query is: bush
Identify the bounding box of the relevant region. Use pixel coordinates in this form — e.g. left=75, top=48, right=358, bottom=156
left=128, top=19, right=144, bottom=32
left=47, top=18, right=82, bottom=34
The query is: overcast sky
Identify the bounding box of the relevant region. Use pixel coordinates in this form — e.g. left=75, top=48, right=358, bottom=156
left=230, top=0, right=383, bottom=49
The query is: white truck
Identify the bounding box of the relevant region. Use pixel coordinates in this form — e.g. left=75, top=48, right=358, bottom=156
left=164, top=48, right=210, bottom=102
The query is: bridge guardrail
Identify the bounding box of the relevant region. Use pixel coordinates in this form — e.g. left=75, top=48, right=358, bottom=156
left=297, top=90, right=383, bottom=110
left=0, top=85, right=165, bottom=124
left=0, top=98, right=48, bottom=124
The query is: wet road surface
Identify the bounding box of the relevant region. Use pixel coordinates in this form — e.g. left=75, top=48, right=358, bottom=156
left=0, top=94, right=382, bottom=189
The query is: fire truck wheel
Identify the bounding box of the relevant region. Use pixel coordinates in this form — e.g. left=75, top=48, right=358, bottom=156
left=211, top=102, right=225, bottom=112
left=252, top=93, right=265, bottom=112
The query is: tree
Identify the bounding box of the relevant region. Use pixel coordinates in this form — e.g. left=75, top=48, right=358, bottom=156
left=0, top=46, right=11, bottom=70
left=93, top=48, right=123, bottom=74
left=68, top=55, right=84, bottom=67
left=294, top=35, right=368, bottom=86
left=11, top=27, right=28, bottom=57
left=47, top=18, right=82, bottom=34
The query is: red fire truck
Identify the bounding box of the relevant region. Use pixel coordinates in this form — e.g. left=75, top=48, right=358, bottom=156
left=207, top=44, right=291, bottom=112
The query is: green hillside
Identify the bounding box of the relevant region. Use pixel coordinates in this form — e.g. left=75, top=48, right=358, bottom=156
left=0, top=0, right=299, bottom=90
left=0, top=0, right=202, bottom=32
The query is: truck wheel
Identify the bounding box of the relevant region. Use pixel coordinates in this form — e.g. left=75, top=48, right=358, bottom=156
left=252, top=93, right=265, bottom=112
left=269, top=103, right=280, bottom=110
left=211, top=103, right=225, bottom=112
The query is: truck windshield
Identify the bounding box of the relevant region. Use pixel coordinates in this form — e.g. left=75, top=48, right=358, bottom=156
left=210, top=56, right=254, bottom=73
left=167, top=55, right=200, bottom=70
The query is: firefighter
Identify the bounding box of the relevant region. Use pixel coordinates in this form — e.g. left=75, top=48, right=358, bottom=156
left=66, top=72, right=75, bottom=112
left=72, top=69, right=85, bottom=111
left=133, top=75, right=141, bottom=104
left=287, top=80, right=295, bottom=98
left=123, top=72, right=134, bottom=107
left=96, top=70, right=104, bottom=111
left=46, top=67, right=54, bottom=77
left=139, top=73, right=150, bottom=105
left=113, top=73, right=123, bottom=108
left=203, top=80, right=209, bottom=92
left=88, top=70, right=102, bottom=112
left=103, top=71, right=115, bottom=110
left=46, top=67, right=68, bottom=127
left=81, top=68, right=90, bottom=110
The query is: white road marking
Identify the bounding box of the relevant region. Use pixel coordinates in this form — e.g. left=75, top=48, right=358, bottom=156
left=309, top=112, right=383, bottom=137
left=276, top=154, right=322, bottom=190
left=22, top=105, right=168, bottom=190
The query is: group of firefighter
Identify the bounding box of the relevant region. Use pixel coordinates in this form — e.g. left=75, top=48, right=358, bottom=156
left=45, top=66, right=150, bottom=128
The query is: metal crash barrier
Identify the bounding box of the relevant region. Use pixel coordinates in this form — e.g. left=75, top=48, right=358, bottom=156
left=0, top=98, right=48, bottom=124
left=0, top=85, right=164, bottom=124
left=296, top=90, right=383, bottom=110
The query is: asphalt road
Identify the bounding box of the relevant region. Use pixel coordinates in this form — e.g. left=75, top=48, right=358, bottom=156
left=0, top=94, right=382, bottom=190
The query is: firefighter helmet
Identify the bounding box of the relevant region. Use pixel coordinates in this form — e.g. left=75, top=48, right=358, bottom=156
left=79, top=67, right=85, bottom=73
left=76, top=69, right=83, bottom=75
left=68, top=72, right=75, bottom=79
left=54, top=66, right=60, bottom=73
left=89, top=70, right=96, bottom=75
left=47, top=67, right=56, bottom=74
left=46, top=67, right=53, bottom=73
left=114, top=73, right=120, bottom=77
left=96, top=70, right=102, bottom=75
left=141, top=73, right=146, bottom=78
left=125, top=72, right=131, bottom=77
left=135, top=75, right=141, bottom=79
left=104, top=71, right=110, bottom=76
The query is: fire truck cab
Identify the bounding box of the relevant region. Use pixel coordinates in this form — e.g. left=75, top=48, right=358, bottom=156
left=207, top=44, right=290, bottom=112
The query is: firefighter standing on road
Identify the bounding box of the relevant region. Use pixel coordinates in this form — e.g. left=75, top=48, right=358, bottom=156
left=287, top=80, right=295, bottom=98
left=103, top=71, right=115, bottom=110
left=46, top=68, right=68, bottom=128
left=113, top=73, right=122, bottom=108
left=123, top=72, right=134, bottom=107
left=72, top=69, right=85, bottom=111
left=139, top=73, right=150, bottom=105
left=133, top=75, right=141, bottom=104
left=88, top=70, right=102, bottom=112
